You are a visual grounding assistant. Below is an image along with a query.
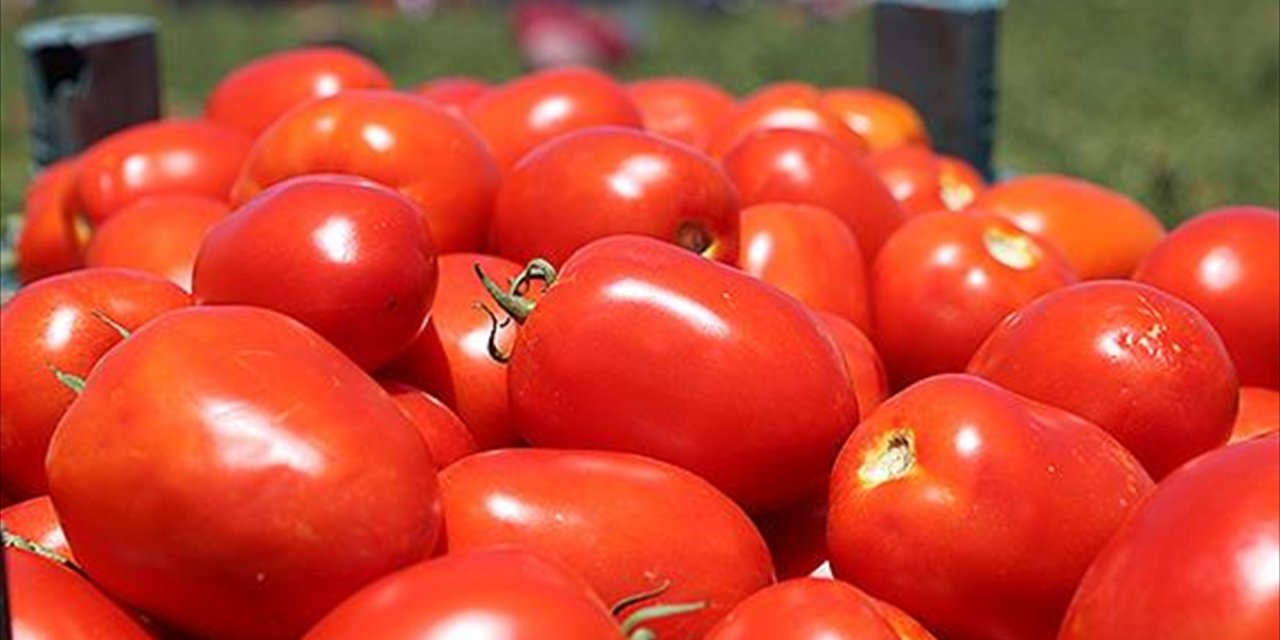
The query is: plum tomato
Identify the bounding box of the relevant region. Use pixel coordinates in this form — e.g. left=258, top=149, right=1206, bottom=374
left=84, top=194, right=231, bottom=291
left=704, top=578, right=906, bottom=640
left=1, top=495, right=73, bottom=563
left=16, top=158, right=85, bottom=284
left=821, top=88, right=930, bottom=152
left=707, top=82, right=868, bottom=157
left=410, top=76, right=493, bottom=116
left=379, top=380, right=478, bottom=468
left=628, top=76, right=739, bottom=153
left=6, top=546, right=152, bottom=639
left=1230, top=387, right=1280, bottom=443
left=813, top=311, right=890, bottom=420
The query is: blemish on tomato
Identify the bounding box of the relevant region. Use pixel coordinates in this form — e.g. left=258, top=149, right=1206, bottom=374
left=983, top=225, right=1041, bottom=270
left=858, top=429, right=915, bottom=488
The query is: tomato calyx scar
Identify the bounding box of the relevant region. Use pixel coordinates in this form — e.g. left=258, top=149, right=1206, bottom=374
left=983, top=226, right=1041, bottom=271
left=675, top=221, right=714, bottom=256
left=858, top=428, right=916, bottom=488
left=474, top=258, right=558, bottom=363
left=610, top=579, right=708, bottom=640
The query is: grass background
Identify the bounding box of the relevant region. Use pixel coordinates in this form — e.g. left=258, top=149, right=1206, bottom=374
left=0, top=0, right=1276, bottom=229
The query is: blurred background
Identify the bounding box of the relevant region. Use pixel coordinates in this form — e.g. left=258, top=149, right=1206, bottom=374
left=0, top=0, right=1276, bottom=227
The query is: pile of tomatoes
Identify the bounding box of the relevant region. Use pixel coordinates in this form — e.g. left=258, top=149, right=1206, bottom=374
left=2, top=45, right=1277, bottom=640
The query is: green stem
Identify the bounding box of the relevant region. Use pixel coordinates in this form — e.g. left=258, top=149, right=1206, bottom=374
left=622, top=602, right=708, bottom=637
left=2, top=528, right=72, bottom=567
left=474, top=263, right=536, bottom=323
left=47, top=364, right=85, bottom=394
left=90, top=310, right=131, bottom=339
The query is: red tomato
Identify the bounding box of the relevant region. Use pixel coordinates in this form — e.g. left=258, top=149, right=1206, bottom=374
left=1059, top=434, right=1279, bottom=640
left=440, top=449, right=775, bottom=640
left=232, top=90, right=499, bottom=252
left=967, top=280, right=1238, bottom=478
left=1, top=495, right=73, bottom=562
left=871, top=598, right=940, bottom=640
left=195, top=175, right=438, bottom=371
left=0, top=268, right=190, bottom=498
left=464, top=66, right=642, bottom=171
left=47, top=306, right=441, bottom=640
left=1132, top=206, right=1280, bottom=389
left=76, top=119, right=253, bottom=225
left=821, top=88, right=930, bottom=152
left=705, top=578, right=918, bottom=640
left=628, top=76, right=739, bottom=152
left=382, top=253, right=528, bottom=449
left=500, top=235, right=859, bottom=512
left=722, top=129, right=906, bottom=267
left=490, top=127, right=740, bottom=266
left=708, top=82, right=869, bottom=157
left=814, top=311, right=890, bottom=420
left=303, top=548, right=625, bottom=640
left=828, top=374, right=1154, bottom=640
left=16, top=158, right=86, bottom=283
left=752, top=492, right=829, bottom=580
left=206, top=46, right=392, bottom=136
left=410, top=76, right=493, bottom=116
left=85, top=194, right=231, bottom=291
left=969, top=175, right=1165, bottom=279
left=1231, top=387, right=1280, bottom=443
left=380, top=380, right=478, bottom=468
left=868, top=147, right=986, bottom=216
left=6, top=547, right=152, bottom=639
left=738, top=203, right=870, bottom=332
left=872, top=212, right=1078, bottom=387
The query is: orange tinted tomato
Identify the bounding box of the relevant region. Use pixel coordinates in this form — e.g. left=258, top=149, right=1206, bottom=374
left=821, top=88, right=930, bottom=152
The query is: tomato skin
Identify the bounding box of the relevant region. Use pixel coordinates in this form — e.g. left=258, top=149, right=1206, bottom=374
left=46, top=306, right=441, bottom=640
left=17, top=158, right=85, bottom=284
left=380, top=380, right=478, bottom=468
left=195, top=175, right=438, bottom=371
left=708, top=82, right=869, bottom=157
left=969, top=175, right=1165, bottom=279
left=1231, top=387, right=1280, bottom=443
left=738, top=203, right=870, bottom=333
left=411, top=76, right=493, bottom=116
left=872, top=212, right=1078, bottom=387
left=967, top=280, right=1238, bottom=478
left=821, top=88, right=930, bottom=152
left=508, top=235, right=859, bottom=512
left=85, top=194, right=230, bottom=291
left=491, top=127, right=740, bottom=266
left=705, top=578, right=901, bottom=640
left=6, top=547, right=153, bottom=640
left=232, top=90, right=499, bottom=252
left=828, top=375, right=1154, bottom=640
left=1059, top=434, right=1279, bottom=640
left=464, top=66, right=642, bottom=171
left=1, top=495, right=73, bottom=562
left=813, top=311, right=889, bottom=420
left=76, top=120, right=253, bottom=225
left=0, top=268, right=191, bottom=498
left=382, top=253, right=527, bottom=449
left=440, top=448, right=775, bottom=640
left=206, top=46, right=391, bottom=136
left=628, top=76, right=739, bottom=152
left=722, top=129, right=906, bottom=267
left=1132, top=206, right=1280, bottom=389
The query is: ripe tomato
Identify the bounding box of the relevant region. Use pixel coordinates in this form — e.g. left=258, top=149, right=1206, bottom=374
left=868, top=147, right=985, bottom=216
left=705, top=578, right=907, bottom=640
left=490, top=127, right=740, bottom=266
left=1, top=495, right=73, bottom=562
left=303, top=548, right=625, bottom=640
left=464, top=66, right=642, bottom=171
left=47, top=306, right=441, bottom=640
left=628, top=76, right=739, bottom=152
left=382, top=253, right=528, bottom=449
left=1231, top=387, right=1280, bottom=443
left=206, top=46, right=392, bottom=136
left=969, top=175, right=1165, bottom=279
left=1059, top=434, right=1279, bottom=640
left=6, top=547, right=152, bottom=639
left=1132, top=206, right=1280, bottom=389
left=196, top=175, right=438, bottom=371
left=872, top=212, right=1078, bottom=387
left=722, top=129, right=906, bottom=267
left=500, top=235, right=859, bottom=512
left=440, top=448, right=775, bottom=640
left=84, top=194, right=230, bottom=291
left=0, top=268, right=190, bottom=498
left=16, top=158, right=85, bottom=284
left=828, top=374, right=1154, bottom=640
left=821, top=88, right=930, bottom=152
left=708, top=82, right=869, bottom=157
left=232, top=90, right=499, bottom=252
left=967, top=280, right=1238, bottom=478
left=75, top=119, right=253, bottom=225
left=379, top=380, right=478, bottom=468
left=814, top=311, right=889, bottom=420
left=738, top=203, right=870, bottom=332
left=411, top=76, right=493, bottom=115
left=752, top=492, right=829, bottom=580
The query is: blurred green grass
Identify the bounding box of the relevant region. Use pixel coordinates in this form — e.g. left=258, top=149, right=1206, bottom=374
left=1, top=0, right=1276, bottom=230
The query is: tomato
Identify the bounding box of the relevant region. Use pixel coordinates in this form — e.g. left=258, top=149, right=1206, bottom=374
left=382, top=253, right=528, bottom=449
left=967, top=280, right=1238, bottom=478
left=196, top=175, right=438, bottom=371
left=490, top=127, right=740, bottom=266
left=628, top=76, right=739, bottom=152
left=76, top=119, right=253, bottom=225
left=410, top=76, right=493, bottom=116
left=1, top=495, right=73, bottom=562
left=464, top=66, right=642, bottom=171
left=497, top=235, right=859, bottom=512
left=232, top=90, right=499, bottom=252
left=0, top=268, right=190, bottom=498
left=752, top=492, right=829, bottom=580
left=1059, top=434, right=1279, bottom=640
left=84, top=194, right=231, bottom=291
left=705, top=578, right=909, bottom=640
left=868, top=147, right=985, bottom=216
left=738, top=203, right=870, bottom=332
left=821, top=88, right=930, bottom=152
left=1132, top=206, right=1280, bottom=389
left=814, top=311, right=889, bottom=420
left=707, top=82, right=869, bottom=157
left=968, top=175, right=1165, bottom=279
left=1231, top=387, right=1280, bottom=443
left=16, top=158, right=85, bottom=284
left=722, top=129, right=906, bottom=267
left=439, top=448, right=775, bottom=640
left=6, top=547, right=153, bottom=639
left=871, top=598, right=939, bottom=640
left=828, top=374, right=1154, bottom=640
left=872, top=212, right=1078, bottom=387
left=304, top=548, right=625, bottom=640
left=47, top=306, right=440, bottom=640
left=380, top=380, right=478, bottom=468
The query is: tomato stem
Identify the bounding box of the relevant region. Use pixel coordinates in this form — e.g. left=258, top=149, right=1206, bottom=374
left=2, top=528, right=73, bottom=567
left=622, top=601, right=708, bottom=638
left=47, top=363, right=85, bottom=394
left=473, top=302, right=513, bottom=364
left=473, top=259, right=559, bottom=364
left=610, top=579, right=673, bottom=616
left=90, top=309, right=131, bottom=339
